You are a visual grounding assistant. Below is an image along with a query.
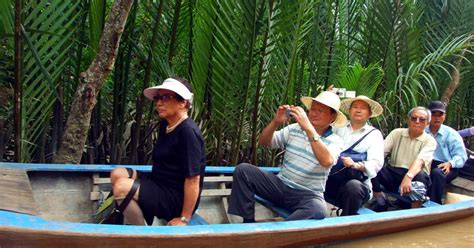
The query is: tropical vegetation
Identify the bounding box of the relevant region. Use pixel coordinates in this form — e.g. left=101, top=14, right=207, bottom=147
left=0, top=0, right=473, bottom=166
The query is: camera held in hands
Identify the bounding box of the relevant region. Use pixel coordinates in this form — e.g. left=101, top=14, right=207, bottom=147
left=285, top=108, right=292, bottom=119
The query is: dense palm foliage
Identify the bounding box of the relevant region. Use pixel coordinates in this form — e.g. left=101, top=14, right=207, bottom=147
left=0, top=0, right=473, bottom=165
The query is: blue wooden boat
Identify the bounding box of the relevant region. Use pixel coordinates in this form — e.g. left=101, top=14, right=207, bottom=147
left=1, top=162, right=473, bottom=247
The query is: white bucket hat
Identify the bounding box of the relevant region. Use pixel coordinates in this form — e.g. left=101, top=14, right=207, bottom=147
left=143, top=78, right=193, bottom=103
left=340, top=95, right=383, bottom=118
left=300, top=91, right=347, bottom=127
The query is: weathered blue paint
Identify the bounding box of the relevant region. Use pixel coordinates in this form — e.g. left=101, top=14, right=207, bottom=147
left=1, top=200, right=473, bottom=235
left=0, top=162, right=280, bottom=174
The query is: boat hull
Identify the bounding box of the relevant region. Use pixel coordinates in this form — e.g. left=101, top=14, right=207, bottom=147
left=1, top=202, right=474, bottom=247
left=1, top=162, right=474, bottom=247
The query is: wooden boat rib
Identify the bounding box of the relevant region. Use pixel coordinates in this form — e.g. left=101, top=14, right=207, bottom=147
left=1, top=162, right=474, bottom=247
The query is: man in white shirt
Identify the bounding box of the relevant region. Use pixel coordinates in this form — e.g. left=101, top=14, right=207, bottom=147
left=325, top=96, right=384, bottom=216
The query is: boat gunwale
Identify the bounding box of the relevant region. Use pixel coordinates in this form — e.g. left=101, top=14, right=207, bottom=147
left=0, top=162, right=280, bottom=173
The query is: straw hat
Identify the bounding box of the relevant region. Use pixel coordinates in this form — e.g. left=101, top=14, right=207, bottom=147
left=300, top=91, right=347, bottom=127
left=144, top=78, right=193, bottom=101
left=340, top=95, right=383, bottom=118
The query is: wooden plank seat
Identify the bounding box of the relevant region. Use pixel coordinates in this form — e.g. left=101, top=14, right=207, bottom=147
left=90, top=175, right=233, bottom=200
left=254, top=195, right=291, bottom=218
left=255, top=195, right=375, bottom=219
left=448, top=177, right=474, bottom=197
left=90, top=173, right=233, bottom=225
left=0, top=168, right=40, bottom=216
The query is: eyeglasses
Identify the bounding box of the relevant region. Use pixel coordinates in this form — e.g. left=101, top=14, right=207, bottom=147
left=153, top=94, right=176, bottom=102
left=409, top=116, right=427, bottom=123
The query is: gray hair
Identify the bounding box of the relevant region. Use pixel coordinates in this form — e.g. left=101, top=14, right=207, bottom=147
left=407, top=106, right=431, bottom=123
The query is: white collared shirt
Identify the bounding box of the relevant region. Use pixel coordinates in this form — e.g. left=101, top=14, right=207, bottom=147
left=334, top=122, right=384, bottom=179
left=333, top=122, right=384, bottom=199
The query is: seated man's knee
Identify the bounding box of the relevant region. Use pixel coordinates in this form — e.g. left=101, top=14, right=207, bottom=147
left=234, top=163, right=254, bottom=177
left=341, top=180, right=363, bottom=198
left=113, top=177, right=135, bottom=198
left=308, top=199, right=326, bottom=219
left=345, top=180, right=361, bottom=190
left=110, top=168, right=131, bottom=185
left=431, top=167, right=445, bottom=180
left=311, top=207, right=326, bottom=220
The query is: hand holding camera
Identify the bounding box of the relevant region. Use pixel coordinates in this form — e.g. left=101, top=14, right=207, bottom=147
left=285, top=108, right=292, bottom=119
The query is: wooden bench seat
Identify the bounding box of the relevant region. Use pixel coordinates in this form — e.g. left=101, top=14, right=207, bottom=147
left=90, top=173, right=375, bottom=222
left=0, top=168, right=40, bottom=216
left=254, top=195, right=292, bottom=218
left=448, top=177, right=474, bottom=197
left=255, top=195, right=376, bottom=219
left=90, top=175, right=233, bottom=201
left=90, top=173, right=233, bottom=224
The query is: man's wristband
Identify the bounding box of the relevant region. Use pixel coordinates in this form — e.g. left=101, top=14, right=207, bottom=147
left=405, top=172, right=414, bottom=180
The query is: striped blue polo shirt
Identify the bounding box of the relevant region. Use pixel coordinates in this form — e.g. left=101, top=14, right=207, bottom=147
left=271, top=123, right=343, bottom=192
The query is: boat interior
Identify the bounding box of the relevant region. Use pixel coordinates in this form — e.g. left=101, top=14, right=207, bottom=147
left=1, top=165, right=472, bottom=226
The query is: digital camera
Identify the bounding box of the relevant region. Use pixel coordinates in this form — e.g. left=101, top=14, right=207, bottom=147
left=285, top=108, right=292, bottom=119
left=331, top=88, right=356, bottom=98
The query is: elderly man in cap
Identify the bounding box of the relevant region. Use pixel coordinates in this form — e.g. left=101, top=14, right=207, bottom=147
left=425, top=101, right=467, bottom=204
left=370, top=107, right=437, bottom=211
left=325, top=95, right=384, bottom=216
left=228, top=91, right=345, bottom=222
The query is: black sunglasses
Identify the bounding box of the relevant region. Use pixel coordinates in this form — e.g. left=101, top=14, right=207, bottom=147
left=409, top=116, right=427, bottom=123
left=153, top=94, right=176, bottom=102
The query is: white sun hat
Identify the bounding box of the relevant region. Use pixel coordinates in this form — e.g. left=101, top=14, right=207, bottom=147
left=300, top=91, right=347, bottom=127
left=143, top=78, right=193, bottom=102
left=340, top=95, right=383, bottom=118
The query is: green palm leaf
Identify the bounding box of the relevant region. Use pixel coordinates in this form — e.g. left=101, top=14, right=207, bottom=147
left=19, top=0, right=80, bottom=161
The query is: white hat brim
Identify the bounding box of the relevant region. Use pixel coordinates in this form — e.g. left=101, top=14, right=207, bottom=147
left=143, top=78, right=193, bottom=101
left=301, top=96, right=347, bottom=128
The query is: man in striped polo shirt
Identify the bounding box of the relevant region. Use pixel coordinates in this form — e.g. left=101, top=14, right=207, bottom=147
left=228, top=91, right=345, bottom=222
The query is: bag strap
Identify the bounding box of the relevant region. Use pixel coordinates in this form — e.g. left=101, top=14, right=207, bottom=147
left=104, top=168, right=135, bottom=200
left=126, top=167, right=134, bottom=178
left=116, top=178, right=140, bottom=213
left=347, top=128, right=376, bottom=150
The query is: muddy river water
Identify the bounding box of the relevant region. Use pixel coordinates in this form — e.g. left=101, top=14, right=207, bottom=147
left=334, top=215, right=474, bottom=247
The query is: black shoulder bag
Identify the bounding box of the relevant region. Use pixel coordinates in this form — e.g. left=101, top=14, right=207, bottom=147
left=91, top=168, right=141, bottom=225
left=329, top=129, right=376, bottom=183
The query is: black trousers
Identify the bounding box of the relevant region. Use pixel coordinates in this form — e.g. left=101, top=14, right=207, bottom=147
left=228, top=163, right=326, bottom=221
left=428, top=160, right=458, bottom=204
left=324, top=178, right=369, bottom=216
left=371, top=165, right=431, bottom=200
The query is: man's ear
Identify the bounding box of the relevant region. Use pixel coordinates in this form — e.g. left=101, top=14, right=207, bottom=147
left=331, top=113, right=337, bottom=123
